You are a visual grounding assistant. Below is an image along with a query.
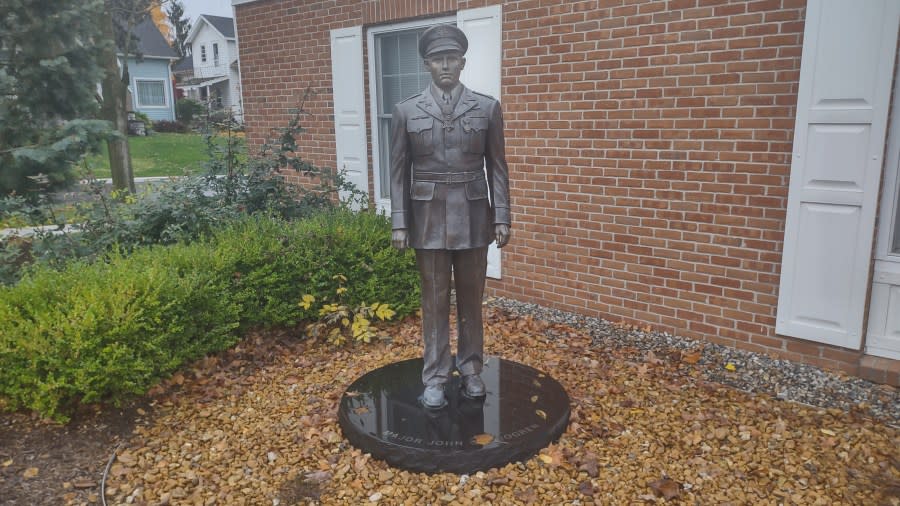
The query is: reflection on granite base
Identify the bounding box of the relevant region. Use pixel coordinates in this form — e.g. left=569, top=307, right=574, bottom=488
left=337, top=356, right=570, bottom=474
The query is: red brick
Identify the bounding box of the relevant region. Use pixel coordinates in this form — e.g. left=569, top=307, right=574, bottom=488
left=233, top=0, right=896, bottom=383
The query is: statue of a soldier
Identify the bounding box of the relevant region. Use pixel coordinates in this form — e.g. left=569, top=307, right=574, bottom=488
left=390, top=24, right=511, bottom=409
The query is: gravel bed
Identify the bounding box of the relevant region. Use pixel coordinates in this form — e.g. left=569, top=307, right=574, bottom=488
left=487, top=297, right=900, bottom=427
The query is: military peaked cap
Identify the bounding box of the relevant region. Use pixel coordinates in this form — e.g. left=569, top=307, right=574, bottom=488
left=419, top=24, right=468, bottom=58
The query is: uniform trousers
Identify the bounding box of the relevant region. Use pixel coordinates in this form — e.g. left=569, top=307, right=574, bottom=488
left=415, top=246, right=488, bottom=387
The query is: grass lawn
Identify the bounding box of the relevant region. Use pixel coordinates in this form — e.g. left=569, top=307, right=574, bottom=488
left=85, top=133, right=211, bottom=179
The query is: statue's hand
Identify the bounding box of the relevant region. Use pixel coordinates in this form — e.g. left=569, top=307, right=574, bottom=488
left=392, top=229, right=409, bottom=250
left=495, top=224, right=510, bottom=248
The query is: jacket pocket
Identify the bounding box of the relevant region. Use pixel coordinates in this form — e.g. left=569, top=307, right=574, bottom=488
left=411, top=181, right=436, bottom=201
left=465, top=179, right=489, bottom=200
left=461, top=115, right=489, bottom=153
left=407, top=116, right=434, bottom=155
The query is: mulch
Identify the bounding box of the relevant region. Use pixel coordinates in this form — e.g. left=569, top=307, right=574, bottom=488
left=2, top=307, right=898, bottom=505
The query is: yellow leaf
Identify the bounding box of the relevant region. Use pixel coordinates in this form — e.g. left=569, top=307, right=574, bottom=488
left=471, top=433, right=494, bottom=445
left=820, top=428, right=836, bottom=436
left=535, top=409, right=547, bottom=420
left=373, top=303, right=396, bottom=321
left=725, top=362, right=737, bottom=372
left=531, top=395, right=539, bottom=403
left=299, top=294, right=315, bottom=310
left=336, top=287, right=347, bottom=295
left=2, top=459, right=12, bottom=467
left=23, top=467, right=38, bottom=479
left=354, top=406, right=370, bottom=415
left=538, top=454, right=553, bottom=464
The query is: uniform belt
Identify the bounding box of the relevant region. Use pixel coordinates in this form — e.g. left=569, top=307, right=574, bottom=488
left=413, top=171, right=485, bottom=184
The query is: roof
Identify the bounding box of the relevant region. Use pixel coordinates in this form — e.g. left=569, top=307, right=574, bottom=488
left=199, top=15, right=236, bottom=40
left=177, top=75, right=229, bottom=89
left=173, top=57, right=193, bottom=73
left=131, top=18, right=178, bottom=59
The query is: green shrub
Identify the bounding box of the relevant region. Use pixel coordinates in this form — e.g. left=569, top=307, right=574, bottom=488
left=0, top=210, right=419, bottom=420
left=176, top=98, right=204, bottom=124
left=0, top=245, right=241, bottom=421
left=152, top=120, right=189, bottom=133
left=213, top=210, right=419, bottom=328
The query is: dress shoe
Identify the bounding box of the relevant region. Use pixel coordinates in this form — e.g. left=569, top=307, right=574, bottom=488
left=422, top=384, right=447, bottom=409
left=461, top=374, right=486, bottom=399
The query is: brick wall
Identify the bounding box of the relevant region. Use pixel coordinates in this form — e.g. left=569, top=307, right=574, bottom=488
left=235, top=0, right=897, bottom=382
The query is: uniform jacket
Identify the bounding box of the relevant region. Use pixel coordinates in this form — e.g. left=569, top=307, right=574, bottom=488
left=390, top=85, right=510, bottom=250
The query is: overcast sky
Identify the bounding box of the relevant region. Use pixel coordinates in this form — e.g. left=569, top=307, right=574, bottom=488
left=181, top=0, right=234, bottom=23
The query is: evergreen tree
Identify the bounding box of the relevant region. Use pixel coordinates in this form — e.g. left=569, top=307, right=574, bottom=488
left=0, top=0, right=111, bottom=197
left=167, top=0, right=191, bottom=58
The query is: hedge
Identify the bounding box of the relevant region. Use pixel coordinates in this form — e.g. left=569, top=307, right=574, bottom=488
left=0, top=210, right=419, bottom=420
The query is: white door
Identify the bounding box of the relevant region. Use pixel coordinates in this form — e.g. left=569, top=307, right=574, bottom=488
left=776, top=0, right=900, bottom=349
left=458, top=4, right=503, bottom=279
left=330, top=26, right=368, bottom=208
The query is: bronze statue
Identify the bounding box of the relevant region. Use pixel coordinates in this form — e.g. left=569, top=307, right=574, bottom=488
left=390, top=24, right=511, bottom=409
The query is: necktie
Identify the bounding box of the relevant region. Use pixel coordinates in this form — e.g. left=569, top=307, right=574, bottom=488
left=443, top=93, right=450, bottom=105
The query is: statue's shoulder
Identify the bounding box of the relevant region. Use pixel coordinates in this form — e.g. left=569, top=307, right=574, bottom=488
left=398, top=92, right=423, bottom=105
left=471, top=90, right=498, bottom=103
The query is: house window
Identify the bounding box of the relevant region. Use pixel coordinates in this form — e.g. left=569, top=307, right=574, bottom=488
left=373, top=27, right=434, bottom=200
left=135, top=79, right=166, bottom=107
left=201, top=45, right=207, bottom=63
left=213, top=43, right=219, bottom=65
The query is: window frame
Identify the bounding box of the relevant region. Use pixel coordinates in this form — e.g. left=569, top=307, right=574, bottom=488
left=213, top=43, right=219, bottom=66
left=134, top=78, right=168, bottom=108
left=200, top=45, right=207, bottom=63
left=366, top=15, right=454, bottom=214
left=876, top=46, right=900, bottom=262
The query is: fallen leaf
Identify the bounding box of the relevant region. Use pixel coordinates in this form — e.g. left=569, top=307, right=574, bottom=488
left=305, top=470, right=331, bottom=483
left=535, top=409, right=547, bottom=420
left=344, top=390, right=362, bottom=397
left=538, top=454, right=554, bottom=464
left=353, top=406, right=370, bottom=415
left=579, top=458, right=599, bottom=478
left=681, top=351, right=702, bottom=364
left=725, top=362, right=737, bottom=372
left=820, top=428, right=836, bottom=436
left=530, top=395, right=538, bottom=403
left=649, top=477, right=681, bottom=500
left=578, top=480, right=594, bottom=496
left=23, top=467, right=39, bottom=479
left=72, top=478, right=96, bottom=489
left=472, top=433, right=494, bottom=445
left=2, top=459, right=11, bottom=467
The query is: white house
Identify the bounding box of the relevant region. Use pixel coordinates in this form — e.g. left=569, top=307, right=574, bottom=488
left=177, top=14, right=242, bottom=122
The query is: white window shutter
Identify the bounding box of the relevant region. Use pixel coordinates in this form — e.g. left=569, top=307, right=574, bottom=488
left=776, top=0, right=900, bottom=348
left=330, top=26, right=368, bottom=208
left=458, top=5, right=503, bottom=279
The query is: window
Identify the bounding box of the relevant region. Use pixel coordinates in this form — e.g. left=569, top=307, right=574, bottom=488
left=200, top=45, right=206, bottom=63
left=373, top=27, right=434, bottom=200
left=213, top=43, right=219, bottom=65
left=135, top=79, right=166, bottom=107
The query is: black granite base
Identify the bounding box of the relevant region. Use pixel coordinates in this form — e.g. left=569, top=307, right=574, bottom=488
left=337, top=356, right=570, bottom=474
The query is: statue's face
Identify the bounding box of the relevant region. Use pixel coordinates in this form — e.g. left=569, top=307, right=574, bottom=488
left=424, top=51, right=466, bottom=91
